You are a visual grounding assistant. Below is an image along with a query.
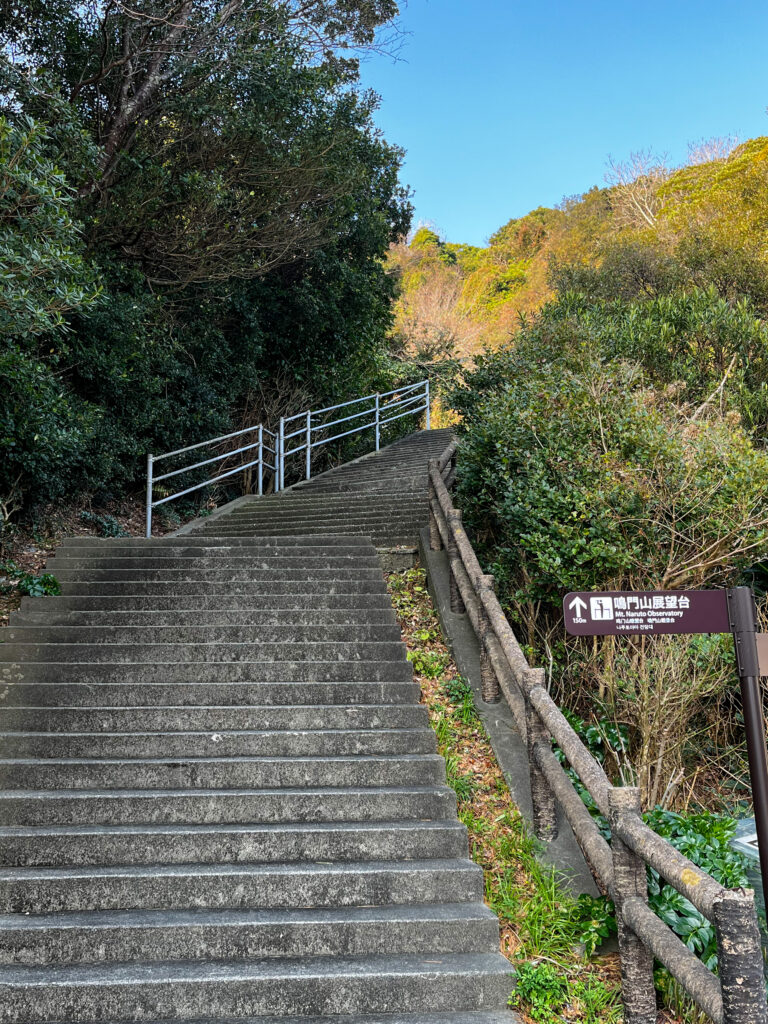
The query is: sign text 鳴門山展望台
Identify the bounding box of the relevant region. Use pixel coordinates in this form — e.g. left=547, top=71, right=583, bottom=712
left=563, top=590, right=731, bottom=637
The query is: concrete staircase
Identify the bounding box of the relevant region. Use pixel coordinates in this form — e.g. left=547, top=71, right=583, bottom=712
left=190, top=429, right=455, bottom=548
left=0, top=427, right=514, bottom=1023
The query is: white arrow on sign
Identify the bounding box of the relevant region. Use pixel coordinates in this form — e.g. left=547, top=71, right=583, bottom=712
left=568, top=597, right=588, bottom=617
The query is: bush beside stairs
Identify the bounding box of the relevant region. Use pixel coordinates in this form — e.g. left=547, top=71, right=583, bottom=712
left=0, top=428, right=516, bottom=1023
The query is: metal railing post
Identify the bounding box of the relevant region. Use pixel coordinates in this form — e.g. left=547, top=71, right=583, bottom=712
left=145, top=454, right=154, bottom=538
left=278, top=417, right=285, bottom=492
left=375, top=393, right=380, bottom=451
left=608, top=788, right=657, bottom=1024
left=258, top=425, right=263, bottom=497
left=425, top=379, right=431, bottom=430
left=306, top=411, right=312, bottom=480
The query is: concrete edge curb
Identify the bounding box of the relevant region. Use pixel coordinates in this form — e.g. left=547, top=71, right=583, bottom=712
left=417, top=527, right=600, bottom=899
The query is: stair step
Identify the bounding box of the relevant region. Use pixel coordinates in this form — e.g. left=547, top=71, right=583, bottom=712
left=52, top=581, right=390, bottom=596
left=229, top=496, right=428, bottom=508
left=0, top=659, right=413, bottom=683
left=0, top=680, right=420, bottom=707
left=0, top=819, right=469, bottom=867
left=0, top=728, right=435, bottom=759
left=56, top=535, right=379, bottom=548
left=0, top=704, right=427, bottom=731
left=0, top=952, right=513, bottom=1022
left=11, top=608, right=398, bottom=627
left=3, top=624, right=402, bottom=644
left=0, top=784, right=456, bottom=826
left=0, top=643, right=407, bottom=667
left=0, top=858, right=480, bottom=913
left=0, top=754, right=445, bottom=790
left=47, top=555, right=385, bottom=570
left=32, top=1011, right=516, bottom=1024
left=18, top=593, right=395, bottom=612
left=52, top=567, right=385, bottom=581
left=0, top=903, right=499, bottom=965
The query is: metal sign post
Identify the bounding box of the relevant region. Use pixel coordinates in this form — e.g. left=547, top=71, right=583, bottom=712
left=564, top=586, right=768, bottom=909
left=727, top=587, right=768, bottom=908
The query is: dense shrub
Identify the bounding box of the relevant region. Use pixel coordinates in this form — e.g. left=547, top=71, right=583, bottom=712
left=449, top=311, right=768, bottom=804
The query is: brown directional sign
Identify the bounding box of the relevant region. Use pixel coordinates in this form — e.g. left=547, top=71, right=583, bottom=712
left=563, top=590, right=731, bottom=637
left=563, top=584, right=768, bottom=917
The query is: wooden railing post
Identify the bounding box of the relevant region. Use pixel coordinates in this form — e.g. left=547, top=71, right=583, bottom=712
left=446, top=451, right=457, bottom=490
left=478, top=575, right=501, bottom=704
left=608, top=788, right=657, bottom=1024
left=447, top=509, right=465, bottom=614
left=428, top=460, right=441, bottom=551
left=523, top=667, right=558, bottom=840
left=713, top=888, right=768, bottom=1024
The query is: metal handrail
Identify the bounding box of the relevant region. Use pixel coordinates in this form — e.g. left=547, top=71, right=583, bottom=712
left=145, top=380, right=430, bottom=535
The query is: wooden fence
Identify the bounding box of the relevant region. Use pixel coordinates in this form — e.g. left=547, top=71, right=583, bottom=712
left=428, top=441, right=768, bottom=1024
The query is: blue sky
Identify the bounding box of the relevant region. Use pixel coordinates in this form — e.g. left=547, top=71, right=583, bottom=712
left=358, top=0, right=768, bottom=246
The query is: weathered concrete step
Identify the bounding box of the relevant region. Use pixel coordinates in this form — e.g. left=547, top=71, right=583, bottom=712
left=52, top=567, right=384, bottom=582
left=47, top=555, right=384, bottom=571
left=206, top=523, right=422, bottom=537
left=195, top=533, right=421, bottom=546
left=0, top=641, right=408, bottom=664
left=197, top=533, right=420, bottom=547
left=0, top=858, right=479, bottom=913
left=3, top=623, right=402, bottom=644
left=56, top=541, right=379, bottom=556
left=34, top=1011, right=517, bottom=1024
left=210, top=523, right=422, bottom=537
left=0, top=784, right=456, bottom=826
left=19, top=593, right=394, bottom=612
left=57, top=534, right=377, bottom=547
left=0, top=819, right=469, bottom=868
left=233, top=494, right=428, bottom=507
left=53, top=580, right=390, bottom=597
left=0, top=704, right=428, bottom=733
left=300, top=463, right=429, bottom=476
left=11, top=608, right=398, bottom=627
left=0, top=728, right=435, bottom=759
left=0, top=680, right=419, bottom=707
left=0, top=754, right=445, bottom=791
left=0, top=903, right=499, bottom=965
left=228, top=497, right=427, bottom=510
left=1, top=662, right=413, bottom=687
left=0, top=951, right=513, bottom=1022
left=293, top=482, right=427, bottom=496
left=221, top=510, right=424, bottom=522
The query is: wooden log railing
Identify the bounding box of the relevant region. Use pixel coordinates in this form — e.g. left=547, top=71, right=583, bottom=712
left=427, top=446, right=768, bottom=1024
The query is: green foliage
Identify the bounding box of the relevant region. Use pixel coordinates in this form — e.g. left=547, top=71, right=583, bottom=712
left=406, top=647, right=450, bottom=678
left=0, top=3, right=413, bottom=518
left=450, top=337, right=768, bottom=616
left=79, top=511, right=128, bottom=538
left=543, top=287, right=768, bottom=435
left=573, top=894, right=617, bottom=957
left=442, top=676, right=478, bottom=724
left=0, top=114, right=99, bottom=340
left=444, top=754, right=476, bottom=803
left=511, top=962, right=622, bottom=1024
left=644, top=808, right=748, bottom=970
left=510, top=962, right=568, bottom=1023
left=0, top=561, right=60, bottom=596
